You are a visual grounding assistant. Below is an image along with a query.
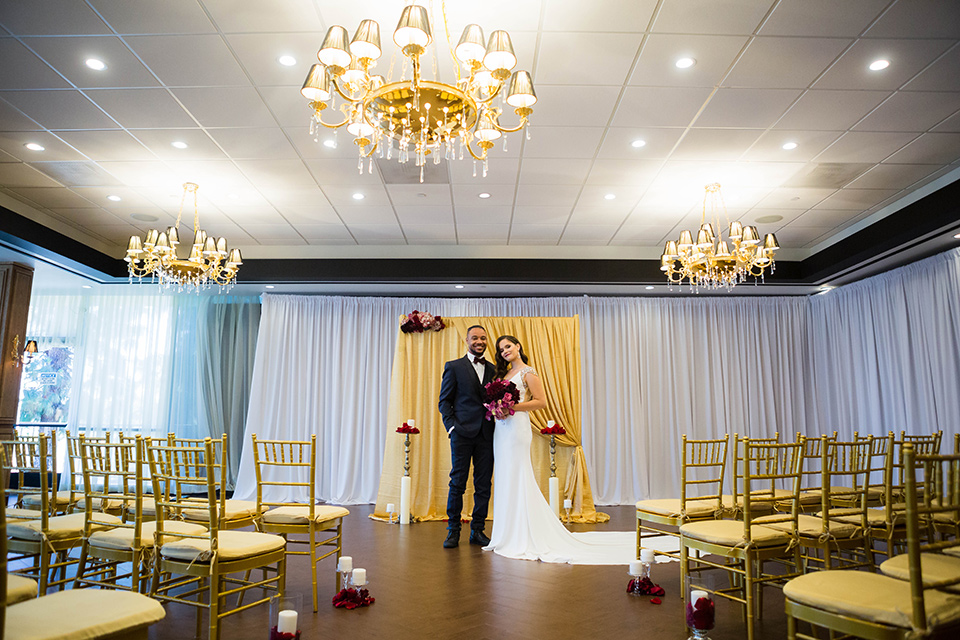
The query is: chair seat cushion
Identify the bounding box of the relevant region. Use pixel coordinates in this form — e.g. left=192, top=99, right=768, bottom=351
left=880, top=553, right=960, bottom=592
left=784, top=570, right=960, bottom=629
left=262, top=505, right=350, bottom=525
left=183, top=499, right=263, bottom=522
left=7, top=512, right=121, bottom=541
left=5, top=588, right=165, bottom=640
left=128, top=496, right=157, bottom=516
left=89, top=520, right=208, bottom=550
left=827, top=508, right=894, bottom=526
left=22, top=490, right=77, bottom=508
left=680, top=519, right=792, bottom=547
left=76, top=495, right=126, bottom=511
left=754, top=514, right=860, bottom=539
left=5, top=574, right=38, bottom=605
left=719, top=494, right=776, bottom=514
left=636, top=498, right=722, bottom=519
left=160, top=530, right=285, bottom=562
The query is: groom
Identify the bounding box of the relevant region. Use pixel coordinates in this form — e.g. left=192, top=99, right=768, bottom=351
left=438, top=325, right=495, bottom=548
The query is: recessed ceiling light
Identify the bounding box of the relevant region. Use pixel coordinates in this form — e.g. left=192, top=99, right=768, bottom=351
left=455, top=285, right=464, bottom=289
left=953, top=232, right=960, bottom=239
left=417, top=192, right=427, bottom=198
left=631, top=139, right=646, bottom=148
left=24, top=142, right=45, bottom=151
left=604, top=193, right=616, bottom=200
left=645, top=286, right=655, bottom=290
left=171, top=141, right=188, bottom=149
left=869, top=59, right=890, bottom=71
left=352, top=193, right=364, bottom=200
left=130, top=213, right=159, bottom=222
left=265, top=285, right=275, bottom=289
left=781, top=142, right=798, bottom=150
left=106, top=195, right=122, bottom=202
left=322, top=139, right=337, bottom=148
left=85, top=58, right=106, bottom=71
left=277, top=55, right=297, bottom=67
left=755, top=214, right=783, bottom=224
left=229, top=193, right=240, bottom=200
left=478, top=192, right=491, bottom=199
left=81, top=285, right=92, bottom=289
left=675, top=57, right=696, bottom=69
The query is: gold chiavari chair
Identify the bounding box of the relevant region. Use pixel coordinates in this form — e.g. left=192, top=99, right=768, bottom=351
left=784, top=444, right=960, bottom=640
left=727, top=432, right=781, bottom=519
left=20, top=429, right=75, bottom=516
left=146, top=437, right=286, bottom=640
left=681, top=439, right=804, bottom=640
left=66, top=430, right=127, bottom=517
left=636, top=434, right=728, bottom=561
left=890, top=430, right=942, bottom=502
left=252, top=434, right=350, bottom=612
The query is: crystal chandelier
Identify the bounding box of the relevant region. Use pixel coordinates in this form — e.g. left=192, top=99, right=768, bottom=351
left=660, top=183, right=779, bottom=290
left=124, top=182, right=242, bottom=290
left=300, top=3, right=537, bottom=183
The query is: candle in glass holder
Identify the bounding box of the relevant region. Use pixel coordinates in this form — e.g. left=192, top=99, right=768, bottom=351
left=564, top=499, right=572, bottom=510
left=337, top=556, right=353, bottom=573
left=547, top=420, right=555, bottom=428
left=408, top=419, right=415, bottom=427
left=641, top=548, right=655, bottom=564
left=352, top=568, right=367, bottom=586
left=628, top=560, right=643, bottom=576
left=277, top=610, right=298, bottom=634
left=385, top=503, right=395, bottom=514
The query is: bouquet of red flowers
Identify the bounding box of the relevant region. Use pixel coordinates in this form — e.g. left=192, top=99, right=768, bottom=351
left=540, top=423, right=566, bottom=435
left=483, top=378, right=519, bottom=421
left=400, top=310, right=445, bottom=333
left=396, top=422, right=420, bottom=434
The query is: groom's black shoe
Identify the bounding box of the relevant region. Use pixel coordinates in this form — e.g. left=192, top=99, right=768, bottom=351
left=469, top=530, right=490, bottom=546
left=443, top=530, right=460, bottom=548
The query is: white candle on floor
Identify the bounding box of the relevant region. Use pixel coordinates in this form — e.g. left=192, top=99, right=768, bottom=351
left=277, top=610, right=297, bottom=634
left=399, top=475, right=411, bottom=524
left=629, top=560, right=643, bottom=576
left=337, top=556, right=353, bottom=573
left=352, top=568, right=367, bottom=586
left=385, top=503, right=395, bottom=513
left=640, top=548, right=655, bottom=563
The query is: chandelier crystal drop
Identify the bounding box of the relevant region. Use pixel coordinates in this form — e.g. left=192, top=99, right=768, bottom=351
left=124, top=182, right=242, bottom=291
left=660, top=183, right=779, bottom=290
left=300, top=3, right=536, bottom=183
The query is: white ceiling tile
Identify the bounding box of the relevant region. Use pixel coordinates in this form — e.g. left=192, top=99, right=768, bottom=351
left=512, top=206, right=570, bottom=224
left=258, top=186, right=329, bottom=207
left=0, top=39, right=71, bottom=90
left=86, top=89, right=196, bottom=128
left=671, top=129, right=765, bottom=161
left=451, top=183, right=515, bottom=204
left=629, top=34, right=749, bottom=88
left=130, top=129, right=225, bottom=160
left=771, top=225, right=834, bottom=246
left=696, top=89, right=802, bottom=128
left=49, top=207, right=126, bottom=226
left=448, top=158, right=519, bottom=184
left=610, top=225, right=673, bottom=245
left=166, top=160, right=252, bottom=190
left=0, top=1, right=111, bottom=35
left=56, top=130, right=154, bottom=161
left=0, top=149, right=19, bottom=163
left=813, top=188, right=900, bottom=210
left=566, top=207, right=630, bottom=225
left=235, top=159, right=316, bottom=187
left=740, top=208, right=807, bottom=226
left=813, top=38, right=955, bottom=91
left=402, top=224, right=457, bottom=243
left=537, top=32, right=642, bottom=86
left=0, top=131, right=86, bottom=162
left=0, top=163, right=63, bottom=187
left=295, top=223, right=353, bottom=240
left=613, top=87, right=713, bottom=127
left=742, top=130, right=844, bottom=162
left=97, top=161, right=179, bottom=187
left=346, top=223, right=404, bottom=243
left=725, top=38, right=853, bottom=89
left=543, top=0, right=657, bottom=31
left=25, top=36, right=160, bottom=89
left=883, top=133, right=960, bottom=164
left=455, top=224, right=510, bottom=242
left=521, top=158, right=592, bottom=185
left=323, top=184, right=389, bottom=208
left=238, top=223, right=302, bottom=240
left=903, top=44, right=960, bottom=92
left=214, top=205, right=286, bottom=225
left=200, top=0, right=324, bottom=33
left=70, top=186, right=160, bottom=209
left=846, top=164, right=944, bottom=189
left=0, top=98, right=42, bottom=131
left=394, top=205, right=454, bottom=225
left=520, top=85, right=620, bottom=128
left=854, top=92, right=960, bottom=132
left=521, top=126, right=605, bottom=159
left=760, top=0, right=888, bottom=37
left=773, top=89, right=891, bottom=131
left=1, top=90, right=119, bottom=129
left=305, top=237, right=357, bottom=245
left=279, top=205, right=340, bottom=225
left=578, top=185, right=646, bottom=208
left=596, top=127, right=684, bottom=160
left=336, top=206, right=396, bottom=225
left=89, top=0, right=217, bottom=34
left=559, top=225, right=618, bottom=245
left=508, top=224, right=563, bottom=244
left=208, top=128, right=298, bottom=160
left=864, top=0, right=960, bottom=38
left=791, top=209, right=859, bottom=227
left=387, top=185, right=452, bottom=207
left=305, top=159, right=383, bottom=185
left=195, top=223, right=253, bottom=242
left=652, top=0, right=772, bottom=34
left=84, top=223, right=142, bottom=244
left=28, top=160, right=122, bottom=187
left=283, top=126, right=352, bottom=159
left=6, top=187, right=96, bottom=209
left=173, top=87, right=275, bottom=127
left=756, top=187, right=837, bottom=209
left=441, top=0, right=543, bottom=32
left=455, top=205, right=513, bottom=225
left=515, top=183, right=581, bottom=207
left=225, top=33, right=327, bottom=87
left=814, top=131, right=918, bottom=163
left=126, top=35, right=249, bottom=87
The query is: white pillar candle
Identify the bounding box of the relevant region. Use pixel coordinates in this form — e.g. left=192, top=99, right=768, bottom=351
left=352, top=568, right=367, bottom=586
left=399, top=475, right=411, bottom=524
left=629, top=560, right=643, bottom=576
left=691, top=589, right=708, bottom=603
left=547, top=419, right=555, bottom=428
left=277, top=610, right=297, bottom=634
left=385, top=503, right=395, bottom=513
left=549, top=476, right=560, bottom=516
left=337, top=556, right=353, bottom=573
left=564, top=498, right=572, bottom=510
left=408, top=419, right=415, bottom=427
left=640, top=548, right=656, bottom=563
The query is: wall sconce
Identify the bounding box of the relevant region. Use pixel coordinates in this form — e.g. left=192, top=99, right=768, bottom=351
left=10, top=335, right=38, bottom=367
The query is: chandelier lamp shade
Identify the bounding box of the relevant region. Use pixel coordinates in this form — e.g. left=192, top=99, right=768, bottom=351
left=300, top=3, right=537, bottom=182
left=660, top=183, right=779, bottom=290
left=124, top=182, right=242, bottom=291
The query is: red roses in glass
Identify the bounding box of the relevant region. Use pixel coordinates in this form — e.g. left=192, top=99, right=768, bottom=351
left=396, top=422, right=420, bottom=434
left=483, top=378, right=519, bottom=421
left=540, top=424, right=566, bottom=435
left=686, top=594, right=715, bottom=630
left=400, top=310, right=445, bottom=333
left=332, top=587, right=375, bottom=609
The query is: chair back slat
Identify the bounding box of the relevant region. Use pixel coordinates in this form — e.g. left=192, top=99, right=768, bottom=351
left=679, top=434, right=728, bottom=510
left=742, top=439, right=802, bottom=533
left=252, top=434, right=317, bottom=513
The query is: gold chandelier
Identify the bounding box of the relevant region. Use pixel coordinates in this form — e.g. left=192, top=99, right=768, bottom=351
left=660, top=183, right=779, bottom=290
left=300, top=3, right=537, bottom=183
left=124, top=182, right=242, bottom=290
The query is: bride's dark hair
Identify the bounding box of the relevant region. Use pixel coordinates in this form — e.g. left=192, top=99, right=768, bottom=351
left=494, top=334, right=529, bottom=379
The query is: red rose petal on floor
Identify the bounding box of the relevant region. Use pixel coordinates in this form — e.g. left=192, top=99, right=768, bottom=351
left=650, top=597, right=662, bottom=605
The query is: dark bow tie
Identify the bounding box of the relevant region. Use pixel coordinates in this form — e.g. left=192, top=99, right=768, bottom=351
left=472, top=356, right=485, bottom=365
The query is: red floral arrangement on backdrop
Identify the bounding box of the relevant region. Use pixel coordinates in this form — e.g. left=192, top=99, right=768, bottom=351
left=396, top=422, right=420, bottom=434
left=540, top=424, right=566, bottom=435
left=483, top=379, right=519, bottom=420
left=400, top=310, right=445, bottom=333
left=332, top=587, right=375, bottom=609
left=685, top=594, right=715, bottom=630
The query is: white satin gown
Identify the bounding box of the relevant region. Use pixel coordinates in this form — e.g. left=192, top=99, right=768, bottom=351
left=483, top=366, right=635, bottom=564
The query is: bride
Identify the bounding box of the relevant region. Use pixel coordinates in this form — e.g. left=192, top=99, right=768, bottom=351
left=483, top=335, right=634, bottom=564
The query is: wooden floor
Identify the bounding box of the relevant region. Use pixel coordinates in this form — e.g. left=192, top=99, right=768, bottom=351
left=149, top=505, right=790, bottom=640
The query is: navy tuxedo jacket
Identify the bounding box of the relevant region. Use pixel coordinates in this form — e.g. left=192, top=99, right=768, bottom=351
left=438, top=355, right=496, bottom=439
